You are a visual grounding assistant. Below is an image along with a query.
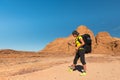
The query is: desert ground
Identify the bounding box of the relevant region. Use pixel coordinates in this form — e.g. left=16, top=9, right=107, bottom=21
left=0, top=50, right=120, bottom=80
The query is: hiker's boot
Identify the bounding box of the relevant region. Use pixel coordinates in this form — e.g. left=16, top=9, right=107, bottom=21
left=68, top=65, right=75, bottom=72
left=80, top=69, right=87, bottom=76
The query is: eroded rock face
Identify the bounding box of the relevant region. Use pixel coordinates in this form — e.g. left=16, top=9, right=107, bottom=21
left=109, top=40, right=120, bottom=55
left=94, top=32, right=113, bottom=54
left=41, top=37, right=76, bottom=54
left=41, top=25, right=96, bottom=54
left=41, top=38, right=70, bottom=53
left=94, top=32, right=120, bottom=55
left=41, top=25, right=120, bottom=55
left=95, top=32, right=115, bottom=45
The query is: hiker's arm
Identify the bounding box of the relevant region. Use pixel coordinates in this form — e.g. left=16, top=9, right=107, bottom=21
left=68, top=42, right=75, bottom=47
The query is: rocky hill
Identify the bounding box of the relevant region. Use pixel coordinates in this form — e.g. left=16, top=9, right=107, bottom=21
left=41, top=25, right=120, bottom=55
left=0, top=49, right=40, bottom=58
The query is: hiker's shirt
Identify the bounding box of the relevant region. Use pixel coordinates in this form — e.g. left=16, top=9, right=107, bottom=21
left=75, top=35, right=84, bottom=50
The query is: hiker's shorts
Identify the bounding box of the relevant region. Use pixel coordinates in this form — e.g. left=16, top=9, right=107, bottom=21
left=73, top=49, right=86, bottom=65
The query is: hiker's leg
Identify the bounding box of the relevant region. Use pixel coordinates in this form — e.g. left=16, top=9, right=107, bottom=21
left=79, top=50, right=86, bottom=72
left=73, top=51, right=79, bottom=66
left=83, top=64, right=86, bottom=72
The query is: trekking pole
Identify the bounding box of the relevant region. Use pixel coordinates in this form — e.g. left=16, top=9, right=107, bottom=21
left=68, top=42, right=71, bottom=51
left=67, top=42, right=75, bottom=51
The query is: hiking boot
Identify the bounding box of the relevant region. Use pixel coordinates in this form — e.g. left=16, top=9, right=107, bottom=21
left=80, top=69, right=87, bottom=76
left=80, top=72, right=87, bottom=76
left=68, top=65, right=75, bottom=72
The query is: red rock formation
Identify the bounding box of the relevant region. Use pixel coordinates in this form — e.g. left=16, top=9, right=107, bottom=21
left=41, top=25, right=96, bottom=54
left=94, top=32, right=120, bottom=55
left=95, top=32, right=115, bottom=45
left=41, top=25, right=120, bottom=55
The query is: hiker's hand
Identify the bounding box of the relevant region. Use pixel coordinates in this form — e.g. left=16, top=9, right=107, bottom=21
left=68, top=42, right=75, bottom=47
left=68, top=42, right=72, bottom=46
left=75, top=47, right=78, bottom=51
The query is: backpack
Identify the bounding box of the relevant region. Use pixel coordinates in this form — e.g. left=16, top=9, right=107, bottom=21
left=81, top=34, right=92, bottom=53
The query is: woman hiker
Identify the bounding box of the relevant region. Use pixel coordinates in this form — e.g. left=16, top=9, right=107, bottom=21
left=69, top=30, right=87, bottom=76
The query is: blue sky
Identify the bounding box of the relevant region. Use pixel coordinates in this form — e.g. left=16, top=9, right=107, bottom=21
left=0, top=0, right=120, bottom=51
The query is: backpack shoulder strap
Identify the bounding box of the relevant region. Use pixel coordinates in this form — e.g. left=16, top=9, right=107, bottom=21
left=78, top=35, right=82, bottom=40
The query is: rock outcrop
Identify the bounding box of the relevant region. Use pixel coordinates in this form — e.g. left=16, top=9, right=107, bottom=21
left=93, top=32, right=114, bottom=54
left=109, top=40, right=120, bottom=55
left=93, top=32, right=120, bottom=55
left=41, top=25, right=96, bottom=54
left=95, top=32, right=114, bottom=45
left=41, top=25, right=120, bottom=55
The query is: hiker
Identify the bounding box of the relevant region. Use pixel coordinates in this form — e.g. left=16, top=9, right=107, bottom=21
left=69, top=30, right=87, bottom=76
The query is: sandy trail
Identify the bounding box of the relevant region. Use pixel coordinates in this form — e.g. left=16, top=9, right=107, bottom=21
left=5, top=54, right=120, bottom=80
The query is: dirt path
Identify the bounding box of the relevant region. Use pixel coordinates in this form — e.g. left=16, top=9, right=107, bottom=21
left=0, top=54, right=119, bottom=80
left=8, top=58, right=120, bottom=80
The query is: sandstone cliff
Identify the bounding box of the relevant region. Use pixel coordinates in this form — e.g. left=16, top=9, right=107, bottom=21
left=41, top=25, right=120, bottom=55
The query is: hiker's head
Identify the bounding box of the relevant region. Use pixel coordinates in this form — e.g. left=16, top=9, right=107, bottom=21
left=72, top=30, right=79, bottom=37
